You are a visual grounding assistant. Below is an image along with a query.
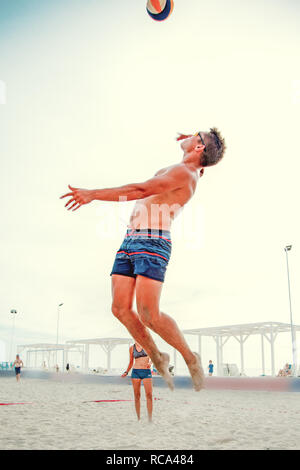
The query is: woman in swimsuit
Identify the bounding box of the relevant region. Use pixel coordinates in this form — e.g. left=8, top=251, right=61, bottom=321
left=12, top=354, right=24, bottom=382
left=122, top=342, right=153, bottom=421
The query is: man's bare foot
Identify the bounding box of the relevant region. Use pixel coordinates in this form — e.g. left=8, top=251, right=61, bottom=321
left=153, top=352, right=174, bottom=391
left=187, top=352, right=205, bottom=391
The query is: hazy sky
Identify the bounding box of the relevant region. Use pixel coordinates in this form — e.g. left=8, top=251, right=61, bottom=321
left=1, top=0, right=299, bottom=373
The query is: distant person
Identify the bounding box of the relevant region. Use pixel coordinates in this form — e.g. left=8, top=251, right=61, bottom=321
left=277, top=363, right=292, bottom=377
left=55, top=364, right=59, bottom=373
left=12, top=354, right=24, bottom=382
left=66, top=363, right=70, bottom=373
left=208, top=360, right=214, bottom=376
left=122, top=342, right=153, bottom=422
left=285, top=363, right=292, bottom=375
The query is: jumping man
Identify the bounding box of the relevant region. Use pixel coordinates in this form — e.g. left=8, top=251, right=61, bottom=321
left=61, top=129, right=226, bottom=390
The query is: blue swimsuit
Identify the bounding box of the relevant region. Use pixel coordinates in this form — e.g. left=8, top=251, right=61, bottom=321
left=111, top=229, right=172, bottom=283
left=131, top=344, right=152, bottom=380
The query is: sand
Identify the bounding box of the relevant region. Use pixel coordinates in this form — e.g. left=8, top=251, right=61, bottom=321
left=0, top=377, right=299, bottom=450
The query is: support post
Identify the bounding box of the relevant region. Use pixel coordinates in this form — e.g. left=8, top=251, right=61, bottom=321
left=261, top=334, right=265, bottom=375
left=84, top=344, right=90, bottom=372
left=65, top=350, right=69, bottom=370
left=107, top=348, right=111, bottom=372
left=215, top=336, right=221, bottom=376
left=81, top=347, right=84, bottom=371
left=270, top=327, right=275, bottom=376
left=240, top=335, right=244, bottom=375
left=220, top=340, right=224, bottom=373
left=198, top=335, right=202, bottom=358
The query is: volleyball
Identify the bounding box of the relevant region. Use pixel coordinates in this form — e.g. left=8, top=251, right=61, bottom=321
left=146, top=0, right=174, bottom=22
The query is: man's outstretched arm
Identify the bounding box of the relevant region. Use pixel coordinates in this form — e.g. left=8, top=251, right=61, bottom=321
left=60, top=166, right=190, bottom=211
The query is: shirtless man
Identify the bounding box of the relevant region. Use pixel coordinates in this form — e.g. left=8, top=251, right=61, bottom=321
left=12, top=354, right=24, bottom=382
left=61, top=129, right=226, bottom=390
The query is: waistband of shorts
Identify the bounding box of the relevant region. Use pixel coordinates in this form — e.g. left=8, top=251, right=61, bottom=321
left=126, top=228, right=171, bottom=242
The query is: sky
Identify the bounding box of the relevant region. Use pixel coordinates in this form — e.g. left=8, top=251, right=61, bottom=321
left=0, top=0, right=300, bottom=374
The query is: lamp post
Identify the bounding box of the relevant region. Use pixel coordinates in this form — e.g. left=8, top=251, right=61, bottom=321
left=9, top=309, right=17, bottom=363
left=284, top=245, right=297, bottom=376
left=56, top=303, right=64, bottom=366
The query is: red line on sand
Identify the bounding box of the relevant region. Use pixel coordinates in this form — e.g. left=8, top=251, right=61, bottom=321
left=88, top=398, right=161, bottom=403
left=0, top=402, right=32, bottom=406
left=89, top=399, right=132, bottom=403
left=1, top=398, right=162, bottom=406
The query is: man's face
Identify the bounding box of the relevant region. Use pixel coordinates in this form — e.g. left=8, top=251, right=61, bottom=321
left=181, top=133, right=205, bottom=153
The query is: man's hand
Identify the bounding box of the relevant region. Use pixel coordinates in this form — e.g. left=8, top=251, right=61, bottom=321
left=60, top=185, right=95, bottom=211
left=175, top=132, right=193, bottom=141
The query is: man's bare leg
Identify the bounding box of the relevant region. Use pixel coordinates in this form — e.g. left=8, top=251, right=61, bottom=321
left=111, top=275, right=173, bottom=389
left=136, top=276, right=204, bottom=391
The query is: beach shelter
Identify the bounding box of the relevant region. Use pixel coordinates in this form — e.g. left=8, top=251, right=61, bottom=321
left=17, top=343, right=84, bottom=370
left=67, top=337, right=132, bottom=372
left=182, top=322, right=300, bottom=376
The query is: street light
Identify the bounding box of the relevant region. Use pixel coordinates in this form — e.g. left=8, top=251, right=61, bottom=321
left=56, top=303, right=64, bottom=366
left=284, top=245, right=297, bottom=376
left=9, top=309, right=17, bottom=363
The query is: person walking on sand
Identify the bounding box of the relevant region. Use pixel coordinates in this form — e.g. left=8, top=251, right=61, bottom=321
left=61, top=129, right=226, bottom=390
left=12, top=354, right=24, bottom=382
left=208, top=360, right=214, bottom=376
left=122, top=342, right=153, bottom=421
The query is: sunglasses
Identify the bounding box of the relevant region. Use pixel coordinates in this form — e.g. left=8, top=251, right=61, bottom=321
left=197, top=132, right=206, bottom=151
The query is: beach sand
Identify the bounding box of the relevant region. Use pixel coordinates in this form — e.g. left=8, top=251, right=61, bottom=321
left=0, top=377, right=299, bottom=450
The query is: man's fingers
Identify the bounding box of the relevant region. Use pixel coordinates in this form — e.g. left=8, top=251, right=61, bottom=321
left=61, top=186, right=86, bottom=212
left=65, top=198, right=75, bottom=208
left=72, top=203, right=82, bottom=212
left=60, top=192, right=73, bottom=199
left=68, top=201, right=79, bottom=211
